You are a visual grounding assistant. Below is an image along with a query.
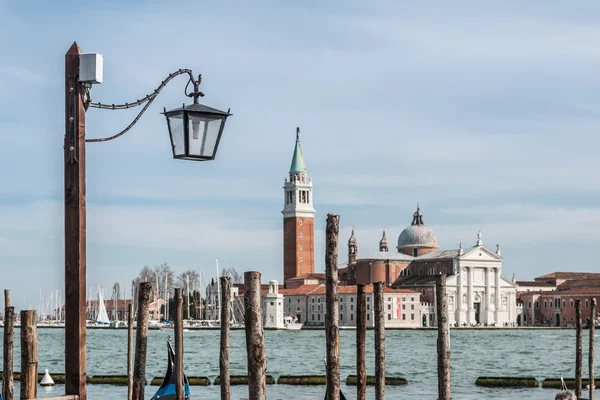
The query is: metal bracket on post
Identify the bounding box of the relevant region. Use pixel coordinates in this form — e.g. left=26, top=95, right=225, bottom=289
left=66, top=75, right=79, bottom=164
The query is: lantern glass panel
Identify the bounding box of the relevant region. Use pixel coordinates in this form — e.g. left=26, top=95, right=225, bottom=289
left=187, top=114, right=224, bottom=158
left=168, top=113, right=185, bottom=157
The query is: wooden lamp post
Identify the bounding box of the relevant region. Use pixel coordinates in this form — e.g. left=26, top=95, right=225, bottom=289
left=63, top=41, right=232, bottom=399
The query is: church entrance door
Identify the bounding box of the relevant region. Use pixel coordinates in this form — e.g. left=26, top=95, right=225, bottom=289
left=422, top=314, right=427, bottom=327
left=474, top=302, right=481, bottom=324
left=555, top=314, right=560, bottom=327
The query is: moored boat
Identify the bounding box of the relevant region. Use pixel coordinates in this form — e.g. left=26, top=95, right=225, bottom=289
left=151, top=337, right=190, bottom=400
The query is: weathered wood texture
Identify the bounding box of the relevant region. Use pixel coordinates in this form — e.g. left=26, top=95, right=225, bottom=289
left=220, top=276, right=231, bottom=400
left=590, top=298, right=596, bottom=400
left=373, top=281, right=385, bottom=400
left=132, top=282, right=152, bottom=400
left=127, top=303, right=134, bottom=400
left=64, top=41, right=87, bottom=400
left=576, top=299, right=583, bottom=399
left=244, top=271, right=266, bottom=400
left=175, top=288, right=184, bottom=400
left=356, top=284, right=367, bottom=400
left=325, top=214, right=340, bottom=400
left=436, top=274, right=451, bottom=400
left=3, top=289, right=14, bottom=400
left=20, top=310, right=37, bottom=400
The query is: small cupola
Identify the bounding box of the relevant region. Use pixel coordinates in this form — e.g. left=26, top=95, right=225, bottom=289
left=379, top=230, right=389, bottom=252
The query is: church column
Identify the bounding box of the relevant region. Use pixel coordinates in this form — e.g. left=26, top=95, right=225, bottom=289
left=467, top=266, right=474, bottom=324
left=495, top=267, right=501, bottom=324
left=456, top=265, right=463, bottom=323
left=485, top=268, right=492, bottom=324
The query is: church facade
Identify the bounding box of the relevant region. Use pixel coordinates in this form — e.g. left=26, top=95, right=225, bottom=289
left=339, top=208, right=518, bottom=327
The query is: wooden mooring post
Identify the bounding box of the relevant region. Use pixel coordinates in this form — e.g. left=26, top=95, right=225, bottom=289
left=374, top=281, right=385, bottom=400
left=436, top=274, right=451, bottom=400
left=174, top=288, right=184, bottom=400
left=3, top=290, right=14, bottom=400
left=20, top=310, right=37, bottom=400
left=132, top=282, right=152, bottom=400
left=576, top=299, right=583, bottom=399
left=127, top=303, right=134, bottom=400
left=244, top=271, right=266, bottom=400
left=356, top=284, right=367, bottom=400
left=220, top=276, right=231, bottom=400
left=325, top=214, right=340, bottom=400
left=591, top=298, right=596, bottom=400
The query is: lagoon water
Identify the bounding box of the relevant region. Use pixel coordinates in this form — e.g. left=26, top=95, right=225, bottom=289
left=1, top=328, right=598, bottom=399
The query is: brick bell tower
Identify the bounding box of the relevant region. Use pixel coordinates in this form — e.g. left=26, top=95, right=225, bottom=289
left=282, top=127, right=315, bottom=287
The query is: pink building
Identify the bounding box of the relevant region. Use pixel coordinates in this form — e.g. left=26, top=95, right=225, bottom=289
left=518, top=272, right=600, bottom=327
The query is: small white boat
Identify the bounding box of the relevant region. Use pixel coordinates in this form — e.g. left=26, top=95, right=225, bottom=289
left=284, top=315, right=303, bottom=330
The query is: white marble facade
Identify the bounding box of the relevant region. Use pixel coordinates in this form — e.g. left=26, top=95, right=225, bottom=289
left=446, top=244, right=517, bottom=326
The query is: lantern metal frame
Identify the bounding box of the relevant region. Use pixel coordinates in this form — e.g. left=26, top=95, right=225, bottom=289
left=162, top=103, right=232, bottom=161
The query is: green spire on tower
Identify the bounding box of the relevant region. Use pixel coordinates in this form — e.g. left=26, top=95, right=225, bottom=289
left=289, top=127, right=307, bottom=173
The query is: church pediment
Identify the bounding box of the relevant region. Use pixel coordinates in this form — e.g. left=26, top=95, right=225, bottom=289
left=459, top=246, right=502, bottom=262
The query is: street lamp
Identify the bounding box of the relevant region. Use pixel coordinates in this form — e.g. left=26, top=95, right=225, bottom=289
left=64, top=42, right=232, bottom=400
left=163, top=103, right=231, bottom=161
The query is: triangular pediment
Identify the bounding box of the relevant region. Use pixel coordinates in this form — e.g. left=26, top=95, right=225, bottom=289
left=459, top=246, right=502, bottom=262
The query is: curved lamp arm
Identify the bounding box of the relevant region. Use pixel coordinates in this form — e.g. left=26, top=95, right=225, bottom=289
left=85, top=69, right=203, bottom=143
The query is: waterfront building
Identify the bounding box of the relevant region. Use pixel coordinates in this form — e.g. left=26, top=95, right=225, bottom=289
left=340, top=207, right=518, bottom=326
left=282, top=130, right=316, bottom=288
left=518, top=272, right=600, bottom=327
left=263, top=280, right=285, bottom=329
left=280, top=284, right=428, bottom=328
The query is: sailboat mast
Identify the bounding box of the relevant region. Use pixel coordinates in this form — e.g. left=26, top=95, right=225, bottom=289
left=165, top=272, right=169, bottom=321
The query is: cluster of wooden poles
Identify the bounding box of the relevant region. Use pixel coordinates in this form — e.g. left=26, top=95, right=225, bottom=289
left=574, top=298, right=596, bottom=400
left=211, top=214, right=453, bottom=400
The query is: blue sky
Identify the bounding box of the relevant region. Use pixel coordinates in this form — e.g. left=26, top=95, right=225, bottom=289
left=2, top=1, right=600, bottom=310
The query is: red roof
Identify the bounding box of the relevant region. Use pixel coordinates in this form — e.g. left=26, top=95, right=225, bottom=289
left=536, top=272, right=600, bottom=281
left=287, top=273, right=326, bottom=281
left=280, top=284, right=419, bottom=296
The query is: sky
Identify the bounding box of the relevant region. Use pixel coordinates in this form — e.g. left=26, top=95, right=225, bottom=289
left=2, top=1, right=600, bottom=310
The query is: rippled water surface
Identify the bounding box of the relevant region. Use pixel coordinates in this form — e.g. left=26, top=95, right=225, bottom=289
left=1, top=328, right=598, bottom=399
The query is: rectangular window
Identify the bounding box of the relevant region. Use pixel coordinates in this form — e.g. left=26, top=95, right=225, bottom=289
left=351, top=314, right=354, bottom=321
left=367, top=305, right=370, bottom=311
left=387, top=314, right=391, bottom=320
left=341, top=314, right=343, bottom=321
left=351, top=297, right=354, bottom=303
left=402, top=304, right=406, bottom=310
left=351, top=305, right=354, bottom=311
left=318, top=314, right=321, bottom=321
left=270, top=302, right=274, bottom=306
left=570, top=300, right=573, bottom=308
left=544, top=301, right=547, bottom=308
left=388, top=304, right=391, bottom=310
left=411, top=314, right=415, bottom=320
left=367, top=314, right=370, bottom=321
left=388, top=297, right=391, bottom=301
left=312, top=314, right=315, bottom=321
left=402, top=314, right=406, bottom=320
left=411, top=305, right=414, bottom=310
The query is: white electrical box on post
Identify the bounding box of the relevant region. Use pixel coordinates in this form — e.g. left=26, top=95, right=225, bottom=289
left=79, top=53, right=103, bottom=84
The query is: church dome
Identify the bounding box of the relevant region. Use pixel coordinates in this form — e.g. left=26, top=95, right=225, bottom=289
left=397, top=207, right=439, bottom=249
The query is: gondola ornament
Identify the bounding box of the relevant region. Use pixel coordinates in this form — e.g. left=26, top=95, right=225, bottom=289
left=151, top=337, right=190, bottom=400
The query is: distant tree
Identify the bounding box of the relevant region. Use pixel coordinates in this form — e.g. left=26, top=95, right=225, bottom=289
left=222, top=267, right=243, bottom=284
left=133, top=263, right=175, bottom=303
left=111, top=282, right=120, bottom=300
